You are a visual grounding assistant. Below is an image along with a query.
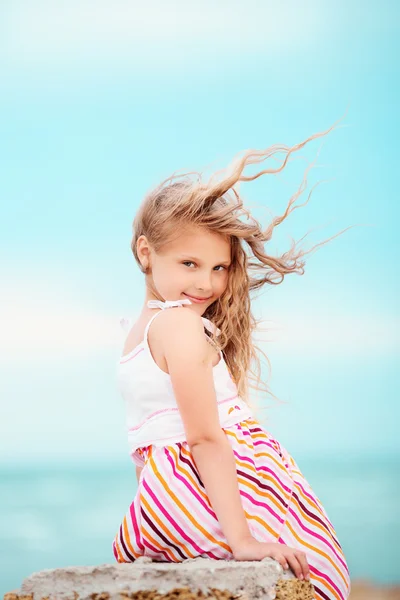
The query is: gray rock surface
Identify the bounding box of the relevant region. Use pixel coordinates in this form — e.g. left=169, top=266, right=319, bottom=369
left=5, top=557, right=315, bottom=600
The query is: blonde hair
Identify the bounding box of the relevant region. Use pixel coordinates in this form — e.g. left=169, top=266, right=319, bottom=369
left=131, top=111, right=355, bottom=413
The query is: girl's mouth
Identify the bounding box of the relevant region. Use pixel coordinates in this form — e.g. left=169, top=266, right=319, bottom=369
left=183, top=293, right=212, bottom=303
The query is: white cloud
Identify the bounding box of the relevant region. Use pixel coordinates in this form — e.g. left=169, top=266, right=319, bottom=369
left=255, top=313, right=399, bottom=356
left=0, top=275, right=124, bottom=363
left=0, top=272, right=398, bottom=365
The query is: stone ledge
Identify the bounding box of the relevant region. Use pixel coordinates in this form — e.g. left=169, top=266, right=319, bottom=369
left=4, top=557, right=316, bottom=600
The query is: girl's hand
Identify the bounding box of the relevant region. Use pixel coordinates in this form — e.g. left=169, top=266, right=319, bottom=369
left=232, top=537, right=310, bottom=581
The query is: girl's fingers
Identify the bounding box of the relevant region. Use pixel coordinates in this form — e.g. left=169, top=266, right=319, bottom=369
left=271, top=553, right=289, bottom=570
left=295, top=551, right=310, bottom=580
left=285, top=553, right=303, bottom=580
left=270, top=546, right=310, bottom=581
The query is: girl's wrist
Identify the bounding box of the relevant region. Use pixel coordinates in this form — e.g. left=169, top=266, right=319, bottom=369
left=229, top=532, right=254, bottom=553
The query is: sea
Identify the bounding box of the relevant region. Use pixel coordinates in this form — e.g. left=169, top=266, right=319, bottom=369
left=1, top=454, right=399, bottom=596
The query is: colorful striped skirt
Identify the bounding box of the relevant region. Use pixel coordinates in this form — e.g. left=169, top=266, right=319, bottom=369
left=112, top=417, right=351, bottom=600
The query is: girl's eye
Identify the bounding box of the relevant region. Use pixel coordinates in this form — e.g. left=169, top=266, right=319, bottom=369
left=182, top=261, right=227, bottom=271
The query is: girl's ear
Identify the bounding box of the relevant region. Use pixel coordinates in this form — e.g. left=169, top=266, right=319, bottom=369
left=136, top=235, right=152, bottom=272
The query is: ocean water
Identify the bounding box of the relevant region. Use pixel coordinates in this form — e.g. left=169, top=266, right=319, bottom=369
left=0, top=455, right=399, bottom=596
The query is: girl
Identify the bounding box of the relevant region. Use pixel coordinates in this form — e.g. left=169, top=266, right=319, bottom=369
left=113, top=115, right=352, bottom=600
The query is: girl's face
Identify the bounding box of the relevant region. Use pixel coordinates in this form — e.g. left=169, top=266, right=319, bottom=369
left=139, top=227, right=231, bottom=315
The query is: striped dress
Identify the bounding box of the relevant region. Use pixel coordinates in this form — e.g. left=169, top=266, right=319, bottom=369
left=112, top=416, right=351, bottom=600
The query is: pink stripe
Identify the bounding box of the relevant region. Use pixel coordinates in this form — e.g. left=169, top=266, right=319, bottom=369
left=287, top=507, right=348, bottom=570
left=129, top=497, right=144, bottom=551
left=239, top=489, right=285, bottom=524
left=112, top=540, right=118, bottom=561
left=159, top=451, right=231, bottom=550
left=120, top=347, right=144, bottom=363
left=128, top=394, right=240, bottom=432
left=129, top=407, right=180, bottom=431
left=294, top=480, right=336, bottom=529
left=309, top=563, right=346, bottom=599
left=143, top=479, right=211, bottom=556
left=165, top=449, right=218, bottom=520
left=163, top=452, right=232, bottom=546
left=232, top=450, right=256, bottom=467
left=291, top=490, right=343, bottom=556
left=253, top=439, right=282, bottom=452
left=233, top=450, right=293, bottom=494
left=219, top=394, right=243, bottom=405
left=141, top=537, right=173, bottom=561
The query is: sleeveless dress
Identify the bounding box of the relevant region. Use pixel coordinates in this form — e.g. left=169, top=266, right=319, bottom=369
left=112, top=299, right=351, bottom=600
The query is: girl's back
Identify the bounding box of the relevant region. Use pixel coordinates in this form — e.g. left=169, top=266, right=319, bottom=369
left=117, top=299, right=253, bottom=468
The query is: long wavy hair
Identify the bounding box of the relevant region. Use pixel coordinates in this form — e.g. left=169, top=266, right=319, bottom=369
left=131, top=110, right=355, bottom=413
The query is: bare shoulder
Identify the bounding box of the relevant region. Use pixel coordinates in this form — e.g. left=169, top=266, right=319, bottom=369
left=151, top=307, right=207, bottom=356
left=152, top=307, right=204, bottom=336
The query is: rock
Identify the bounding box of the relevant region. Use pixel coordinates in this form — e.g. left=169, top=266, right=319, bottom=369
left=3, top=558, right=316, bottom=600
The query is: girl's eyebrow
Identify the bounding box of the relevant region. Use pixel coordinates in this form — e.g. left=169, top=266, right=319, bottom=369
left=179, top=255, right=231, bottom=266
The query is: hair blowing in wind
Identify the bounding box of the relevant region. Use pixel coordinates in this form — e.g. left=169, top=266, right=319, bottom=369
left=131, top=109, right=355, bottom=412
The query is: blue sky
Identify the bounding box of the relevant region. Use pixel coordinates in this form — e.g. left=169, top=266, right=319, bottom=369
left=0, top=0, right=399, bottom=463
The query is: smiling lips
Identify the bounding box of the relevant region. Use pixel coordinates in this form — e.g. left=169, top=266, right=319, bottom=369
left=183, top=293, right=212, bottom=302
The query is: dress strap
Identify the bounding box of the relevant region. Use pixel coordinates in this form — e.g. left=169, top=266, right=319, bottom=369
left=201, top=317, right=221, bottom=337
left=147, top=298, right=192, bottom=310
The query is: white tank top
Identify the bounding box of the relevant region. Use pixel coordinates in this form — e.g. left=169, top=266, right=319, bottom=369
left=117, top=298, right=254, bottom=466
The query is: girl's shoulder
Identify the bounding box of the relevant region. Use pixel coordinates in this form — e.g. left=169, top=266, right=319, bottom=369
left=148, top=305, right=205, bottom=343
left=149, top=307, right=222, bottom=372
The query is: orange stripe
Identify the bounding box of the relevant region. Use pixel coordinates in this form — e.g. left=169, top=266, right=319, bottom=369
left=254, top=451, right=288, bottom=474
left=282, top=457, right=332, bottom=524
left=243, top=418, right=259, bottom=426
left=296, top=486, right=327, bottom=520
left=148, top=446, right=231, bottom=552
left=140, top=524, right=178, bottom=561
left=225, top=428, right=288, bottom=475
left=234, top=455, right=292, bottom=503
left=236, top=473, right=287, bottom=515
left=114, top=538, right=126, bottom=563
left=286, top=520, right=349, bottom=588
left=141, top=494, right=196, bottom=559
left=244, top=510, right=279, bottom=539
left=168, top=446, right=209, bottom=503
left=122, top=516, right=140, bottom=559
left=311, top=572, right=342, bottom=600
left=289, top=487, right=345, bottom=556
left=251, top=432, right=270, bottom=440
left=292, top=481, right=339, bottom=537
left=225, top=429, right=254, bottom=449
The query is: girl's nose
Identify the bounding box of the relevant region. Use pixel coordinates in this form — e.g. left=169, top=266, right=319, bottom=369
left=195, top=275, right=212, bottom=293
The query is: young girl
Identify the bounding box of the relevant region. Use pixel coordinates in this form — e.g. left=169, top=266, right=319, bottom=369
left=113, top=116, right=352, bottom=600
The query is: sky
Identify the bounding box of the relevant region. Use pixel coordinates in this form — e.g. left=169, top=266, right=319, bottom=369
left=0, top=0, right=399, bottom=463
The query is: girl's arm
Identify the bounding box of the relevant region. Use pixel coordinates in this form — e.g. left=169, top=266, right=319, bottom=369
left=155, top=308, right=252, bottom=552
left=136, top=466, right=143, bottom=483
